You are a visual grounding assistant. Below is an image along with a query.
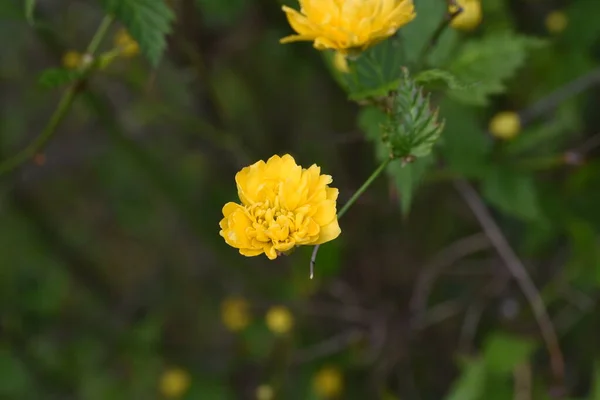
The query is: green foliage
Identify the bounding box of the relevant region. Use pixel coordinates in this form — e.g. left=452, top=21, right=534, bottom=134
left=25, top=0, right=35, bottom=25
left=446, top=33, right=545, bottom=105
left=37, top=68, right=81, bottom=89
left=98, top=0, right=175, bottom=66
left=399, top=0, right=446, bottom=64
left=382, top=69, right=444, bottom=160
left=414, top=69, right=470, bottom=92
left=445, top=358, right=487, bottom=400
left=482, top=333, right=537, bottom=375
left=481, top=166, right=541, bottom=221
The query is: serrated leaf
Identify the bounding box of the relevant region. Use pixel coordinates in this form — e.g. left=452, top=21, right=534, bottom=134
left=447, top=33, right=546, bottom=106
left=482, top=333, right=537, bottom=375
left=399, top=0, right=447, bottom=64
left=99, top=0, right=175, bottom=66
left=37, top=68, right=81, bottom=89
left=25, top=0, right=35, bottom=25
left=382, top=68, right=445, bottom=159
left=482, top=166, right=541, bottom=221
left=445, top=358, right=487, bottom=400
left=414, top=69, right=470, bottom=91
left=340, top=37, right=405, bottom=100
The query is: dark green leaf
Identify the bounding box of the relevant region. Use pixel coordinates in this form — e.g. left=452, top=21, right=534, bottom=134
left=482, top=166, right=541, bottom=221
left=399, top=0, right=446, bottom=64
left=99, top=0, right=175, bottom=66
left=388, top=155, right=434, bottom=216
left=414, top=69, right=471, bottom=91
left=565, top=219, right=600, bottom=288
left=25, top=0, right=35, bottom=24
left=482, top=333, right=537, bottom=375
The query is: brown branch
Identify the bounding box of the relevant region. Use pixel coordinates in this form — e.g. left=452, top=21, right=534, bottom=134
left=453, top=179, right=565, bottom=385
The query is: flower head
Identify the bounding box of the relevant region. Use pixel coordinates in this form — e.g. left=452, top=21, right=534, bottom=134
left=489, top=111, right=521, bottom=140
left=219, top=154, right=341, bottom=260
left=114, top=28, right=140, bottom=57
left=159, top=367, right=191, bottom=399
left=280, top=0, right=416, bottom=55
left=312, top=366, right=344, bottom=398
left=62, top=51, right=82, bottom=70
left=265, top=306, right=294, bottom=334
left=221, top=297, right=251, bottom=332
left=545, top=11, right=568, bottom=35
left=450, top=0, right=482, bottom=32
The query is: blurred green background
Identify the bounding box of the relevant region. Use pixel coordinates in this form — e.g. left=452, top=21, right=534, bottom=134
left=1, top=0, right=600, bottom=399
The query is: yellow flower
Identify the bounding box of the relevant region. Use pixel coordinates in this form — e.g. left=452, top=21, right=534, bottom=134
left=62, top=51, right=82, bottom=69
left=265, top=306, right=294, bottom=335
left=280, top=0, right=416, bottom=55
left=545, top=11, right=568, bottom=35
left=450, top=0, right=482, bottom=32
left=489, top=111, right=521, bottom=140
left=312, top=366, right=343, bottom=398
left=255, top=384, right=274, bottom=400
left=221, top=297, right=251, bottom=332
left=114, top=28, right=140, bottom=57
left=159, top=367, right=191, bottom=399
left=219, top=154, right=341, bottom=260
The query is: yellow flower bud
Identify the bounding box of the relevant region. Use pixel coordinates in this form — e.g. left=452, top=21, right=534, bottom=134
left=545, top=11, right=568, bottom=35
left=489, top=111, right=521, bottom=140
left=312, top=366, right=343, bottom=398
left=62, top=51, right=82, bottom=70
left=159, top=368, right=191, bottom=399
left=265, top=306, right=293, bottom=335
left=333, top=51, right=350, bottom=74
left=221, top=297, right=251, bottom=332
left=450, top=0, right=482, bottom=32
left=114, top=28, right=140, bottom=57
left=255, top=384, right=274, bottom=400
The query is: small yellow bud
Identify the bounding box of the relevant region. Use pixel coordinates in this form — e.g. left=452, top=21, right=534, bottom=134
left=265, top=306, right=293, bottom=335
left=489, top=111, right=521, bottom=140
left=545, top=11, right=568, bottom=35
left=159, top=368, right=191, bottom=399
left=62, top=51, right=82, bottom=70
left=333, top=51, right=350, bottom=74
left=255, top=384, right=274, bottom=400
left=114, top=28, right=140, bottom=57
left=312, top=366, right=343, bottom=398
left=450, top=0, right=482, bottom=32
left=221, top=297, right=251, bottom=332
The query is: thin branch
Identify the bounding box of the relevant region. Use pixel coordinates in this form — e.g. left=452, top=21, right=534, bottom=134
left=410, top=233, right=490, bottom=323
left=292, top=329, right=364, bottom=365
left=453, top=179, right=565, bottom=385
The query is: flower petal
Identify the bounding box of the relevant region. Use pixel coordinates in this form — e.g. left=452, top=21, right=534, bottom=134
left=313, top=219, right=341, bottom=245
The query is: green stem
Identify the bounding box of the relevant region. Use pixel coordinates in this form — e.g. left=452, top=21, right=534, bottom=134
left=0, top=15, right=113, bottom=177
left=310, top=157, right=392, bottom=278
left=337, top=157, right=392, bottom=219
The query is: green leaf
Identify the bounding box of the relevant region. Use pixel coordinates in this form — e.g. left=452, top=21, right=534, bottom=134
left=414, top=69, right=470, bottom=91
left=0, top=348, right=31, bottom=398
left=37, top=68, right=81, bottom=89
left=482, top=333, right=537, bottom=375
left=447, top=33, right=546, bottom=106
left=445, top=358, right=487, bottom=400
left=565, top=219, right=600, bottom=288
left=382, top=68, right=445, bottom=159
left=482, top=166, right=541, bottom=221
left=25, top=0, right=35, bottom=24
left=99, top=0, right=175, bottom=66
left=388, top=155, right=434, bottom=216
left=399, top=0, right=446, bottom=64
left=438, top=99, right=491, bottom=177
left=341, top=37, right=405, bottom=100
left=591, top=363, right=600, bottom=400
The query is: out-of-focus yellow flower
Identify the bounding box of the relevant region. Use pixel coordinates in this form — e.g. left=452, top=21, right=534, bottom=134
left=221, top=297, right=251, bottom=332
left=265, top=306, right=294, bottom=335
left=312, top=366, right=343, bottom=398
left=545, top=11, right=568, bottom=35
left=489, top=111, right=521, bottom=140
left=62, top=51, right=82, bottom=69
left=159, top=367, right=191, bottom=399
left=255, top=384, right=274, bottom=400
left=114, top=28, right=140, bottom=57
left=280, top=0, right=416, bottom=55
left=219, top=154, right=341, bottom=260
left=450, top=0, right=482, bottom=31
left=333, top=51, right=350, bottom=74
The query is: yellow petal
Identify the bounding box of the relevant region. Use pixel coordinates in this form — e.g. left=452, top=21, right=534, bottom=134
left=312, top=200, right=337, bottom=226
left=313, top=219, right=341, bottom=245
left=282, top=6, right=318, bottom=37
